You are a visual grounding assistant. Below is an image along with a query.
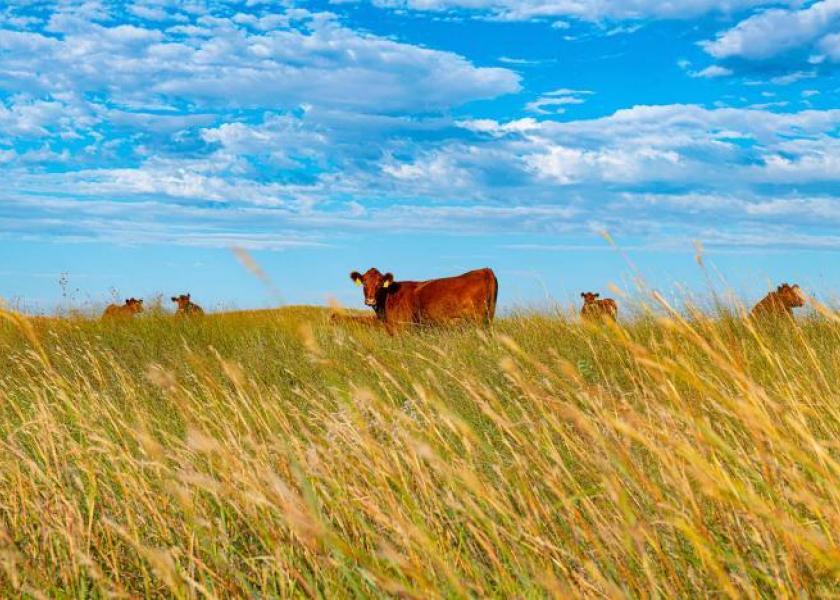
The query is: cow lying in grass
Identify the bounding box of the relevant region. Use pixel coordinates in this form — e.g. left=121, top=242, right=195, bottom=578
left=580, top=292, right=618, bottom=322
left=751, top=283, right=805, bottom=319
left=349, top=267, right=498, bottom=334
left=103, top=298, right=143, bottom=319
left=171, top=293, right=204, bottom=316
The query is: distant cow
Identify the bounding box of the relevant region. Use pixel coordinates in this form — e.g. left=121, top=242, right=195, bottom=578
left=171, top=293, right=204, bottom=316
left=349, top=267, right=498, bottom=333
left=751, top=283, right=804, bottom=318
left=103, top=297, right=144, bottom=319
left=581, top=292, right=618, bottom=322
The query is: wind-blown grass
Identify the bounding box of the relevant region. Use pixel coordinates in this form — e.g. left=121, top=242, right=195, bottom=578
left=0, top=303, right=839, bottom=597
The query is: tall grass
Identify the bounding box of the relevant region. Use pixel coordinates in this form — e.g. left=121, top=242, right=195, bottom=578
left=0, top=303, right=839, bottom=597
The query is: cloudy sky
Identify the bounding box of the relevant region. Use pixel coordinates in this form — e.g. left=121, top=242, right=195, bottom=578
left=1, top=0, right=839, bottom=312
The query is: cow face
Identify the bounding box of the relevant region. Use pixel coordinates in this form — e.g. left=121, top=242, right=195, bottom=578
left=126, top=298, right=144, bottom=314
left=350, top=268, right=394, bottom=307
left=581, top=292, right=600, bottom=304
left=777, top=283, right=805, bottom=308
left=171, top=294, right=191, bottom=310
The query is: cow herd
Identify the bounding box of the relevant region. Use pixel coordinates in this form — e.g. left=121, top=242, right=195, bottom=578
left=101, top=269, right=807, bottom=329
left=103, top=294, right=203, bottom=319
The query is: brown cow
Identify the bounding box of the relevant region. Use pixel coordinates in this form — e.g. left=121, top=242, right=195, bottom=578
left=581, top=292, right=618, bottom=322
left=171, top=293, right=204, bottom=316
left=103, top=297, right=144, bottom=319
left=750, top=283, right=804, bottom=318
left=349, top=267, right=498, bottom=333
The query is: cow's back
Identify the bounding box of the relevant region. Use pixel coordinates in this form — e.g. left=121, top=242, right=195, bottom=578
left=103, top=304, right=126, bottom=318
left=411, top=268, right=497, bottom=324
left=751, top=293, right=789, bottom=317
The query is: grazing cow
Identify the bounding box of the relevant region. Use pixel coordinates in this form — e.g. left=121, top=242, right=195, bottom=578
left=349, top=267, right=498, bottom=333
left=103, top=297, right=144, bottom=319
left=171, top=293, right=204, bottom=316
left=580, top=292, right=618, bottom=322
left=751, top=283, right=804, bottom=318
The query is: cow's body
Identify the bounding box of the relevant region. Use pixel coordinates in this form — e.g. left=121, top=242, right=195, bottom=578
left=350, top=268, right=497, bottom=333
left=172, top=294, right=204, bottom=316
left=581, top=292, right=617, bottom=322
left=751, top=283, right=804, bottom=318
left=103, top=298, right=143, bottom=319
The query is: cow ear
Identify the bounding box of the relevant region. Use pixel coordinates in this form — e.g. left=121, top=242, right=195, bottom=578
left=171, top=297, right=177, bottom=302
left=382, top=273, right=394, bottom=288
left=595, top=293, right=600, bottom=298
left=350, top=271, right=362, bottom=286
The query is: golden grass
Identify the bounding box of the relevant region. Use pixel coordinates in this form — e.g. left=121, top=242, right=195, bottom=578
left=0, top=303, right=839, bottom=597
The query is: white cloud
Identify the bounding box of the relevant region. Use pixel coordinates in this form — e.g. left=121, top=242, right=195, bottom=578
left=0, top=95, right=97, bottom=138
left=818, top=31, right=840, bottom=60
left=702, top=0, right=840, bottom=60
left=369, top=0, right=787, bottom=21
left=0, top=10, right=519, bottom=114
left=769, top=70, right=817, bottom=85
left=690, top=65, right=734, bottom=78
left=525, top=88, right=593, bottom=115
left=459, top=104, right=840, bottom=187
left=128, top=4, right=174, bottom=21
left=525, top=144, right=682, bottom=184
left=624, top=192, right=840, bottom=222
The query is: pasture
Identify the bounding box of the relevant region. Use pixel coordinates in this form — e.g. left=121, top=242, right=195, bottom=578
left=0, top=302, right=839, bottom=597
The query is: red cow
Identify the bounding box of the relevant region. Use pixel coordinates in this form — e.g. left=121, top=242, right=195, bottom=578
left=103, top=297, right=144, bottom=319
left=349, top=268, right=498, bottom=333
left=580, top=292, right=618, bottom=322
left=171, top=293, right=204, bottom=316
left=751, top=283, right=805, bottom=318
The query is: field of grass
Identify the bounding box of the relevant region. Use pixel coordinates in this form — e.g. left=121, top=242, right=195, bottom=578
left=1, top=301, right=839, bottom=597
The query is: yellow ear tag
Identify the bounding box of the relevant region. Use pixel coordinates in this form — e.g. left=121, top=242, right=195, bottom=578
left=382, top=280, right=391, bottom=289
left=354, top=278, right=362, bottom=286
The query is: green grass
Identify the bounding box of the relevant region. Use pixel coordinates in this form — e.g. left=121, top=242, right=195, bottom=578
left=1, top=303, right=839, bottom=598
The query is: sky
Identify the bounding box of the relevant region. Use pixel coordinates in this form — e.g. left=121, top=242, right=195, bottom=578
left=1, top=0, right=839, bottom=313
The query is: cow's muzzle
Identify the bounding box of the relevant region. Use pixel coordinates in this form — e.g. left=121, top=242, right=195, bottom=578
left=365, top=298, right=377, bottom=306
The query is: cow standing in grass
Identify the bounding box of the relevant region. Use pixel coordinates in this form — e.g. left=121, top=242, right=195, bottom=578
left=580, top=292, right=618, bottom=322
left=171, top=293, right=204, bottom=316
left=103, top=298, right=143, bottom=319
left=349, top=268, right=498, bottom=334
left=751, top=283, right=805, bottom=319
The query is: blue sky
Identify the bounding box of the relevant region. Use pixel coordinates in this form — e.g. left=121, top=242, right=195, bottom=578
left=1, top=0, right=839, bottom=313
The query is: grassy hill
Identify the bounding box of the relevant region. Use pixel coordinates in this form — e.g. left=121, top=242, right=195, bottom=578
left=1, top=304, right=839, bottom=597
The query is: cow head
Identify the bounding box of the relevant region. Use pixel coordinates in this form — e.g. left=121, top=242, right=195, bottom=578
left=776, top=283, right=805, bottom=308
left=350, top=268, right=394, bottom=307
left=581, top=292, right=600, bottom=304
left=171, top=294, right=191, bottom=310
left=126, top=297, right=144, bottom=313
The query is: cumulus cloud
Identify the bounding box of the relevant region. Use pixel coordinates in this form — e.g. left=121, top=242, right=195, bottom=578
left=0, top=9, right=519, bottom=113
left=818, top=31, right=840, bottom=60
left=458, top=104, right=840, bottom=186
left=702, top=0, right=840, bottom=60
